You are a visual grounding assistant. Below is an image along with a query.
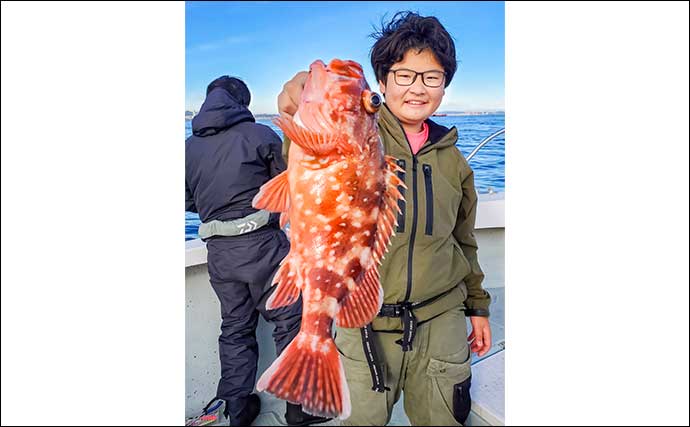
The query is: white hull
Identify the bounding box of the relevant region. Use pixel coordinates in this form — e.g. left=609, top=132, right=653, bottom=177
left=185, top=193, right=505, bottom=425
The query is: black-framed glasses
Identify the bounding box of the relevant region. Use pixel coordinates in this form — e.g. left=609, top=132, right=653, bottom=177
left=389, top=68, right=446, bottom=88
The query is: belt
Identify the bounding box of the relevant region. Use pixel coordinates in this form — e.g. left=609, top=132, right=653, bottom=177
left=198, top=210, right=271, bottom=239
left=360, top=287, right=457, bottom=393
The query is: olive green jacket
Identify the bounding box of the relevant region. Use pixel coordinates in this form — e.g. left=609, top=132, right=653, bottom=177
left=282, top=104, right=491, bottom=330
left=370, top=104, right=490, bottom=330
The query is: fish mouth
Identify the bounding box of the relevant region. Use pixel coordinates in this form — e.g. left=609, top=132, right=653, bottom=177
left=300, top=58, right=368, bottom=133
left=310, top=59, right=327, bottom=73
left=307, top=60, right=329, bottom=89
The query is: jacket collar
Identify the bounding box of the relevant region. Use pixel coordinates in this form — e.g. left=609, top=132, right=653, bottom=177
left=377, top=103, right=458, bottom=155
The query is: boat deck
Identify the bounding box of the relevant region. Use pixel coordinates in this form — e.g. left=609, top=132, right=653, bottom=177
left=188, top=285, right=504, bottom=426
left=186, top=195, right=505, bottom=426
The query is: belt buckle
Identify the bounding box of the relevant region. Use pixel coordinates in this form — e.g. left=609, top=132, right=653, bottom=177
left=378, top=305, right=397, bottom=318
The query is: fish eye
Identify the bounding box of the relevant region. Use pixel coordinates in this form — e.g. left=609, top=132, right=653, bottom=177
left=370, top=93, right=381, bottom=108
left=363, top=90, right=382, bottom=113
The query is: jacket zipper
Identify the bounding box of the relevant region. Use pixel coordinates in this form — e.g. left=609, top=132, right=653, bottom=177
left=395, top=117, right=417, bottom=302
left=422, top=164, right=434, bottom=235
left=396, top=159, right=406, bottom=233
left=386, top=107, right=452, bottom=303
left=404, top=155, right=419, bottom=302
left=390, top=117, right=418, bottom=303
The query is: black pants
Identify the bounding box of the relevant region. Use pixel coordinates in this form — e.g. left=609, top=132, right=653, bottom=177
left=205, top=225, right=301, bottom=423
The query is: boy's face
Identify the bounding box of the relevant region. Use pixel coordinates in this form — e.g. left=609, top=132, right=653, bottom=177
left=378, top=48, right=446, bottom=132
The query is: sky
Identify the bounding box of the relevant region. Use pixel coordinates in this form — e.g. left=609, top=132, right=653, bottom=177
left=186, top=1, right=504, bottom=114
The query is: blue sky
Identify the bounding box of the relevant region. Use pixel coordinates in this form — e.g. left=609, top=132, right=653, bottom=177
left=186, top=1, right=504, bottom=114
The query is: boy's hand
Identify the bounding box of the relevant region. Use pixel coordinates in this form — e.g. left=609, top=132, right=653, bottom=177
left=277, top=71, right=308, bottom=118
left=468, top=316, right=492, bottom=357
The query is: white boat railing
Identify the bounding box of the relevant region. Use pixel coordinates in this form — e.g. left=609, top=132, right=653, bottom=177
left=466, top=128, right=505, bottom=162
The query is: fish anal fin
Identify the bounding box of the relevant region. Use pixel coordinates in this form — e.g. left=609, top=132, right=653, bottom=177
left=336, top=269, right=383, bottom=329
left=266, top=258, right=301, bottom=310
left=280, top=212, right=289, bottom=229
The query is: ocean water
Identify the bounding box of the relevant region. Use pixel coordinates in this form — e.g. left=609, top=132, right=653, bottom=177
left=185, top=114, right=504, bottom=240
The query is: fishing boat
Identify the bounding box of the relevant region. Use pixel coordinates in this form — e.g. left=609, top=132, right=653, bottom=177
left=185, top=130, right=506, bottom=426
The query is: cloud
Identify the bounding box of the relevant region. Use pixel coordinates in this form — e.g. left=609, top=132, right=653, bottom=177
left=186, top=91, right=207, bottom=113
left=191, top=36, right=252, bottom=53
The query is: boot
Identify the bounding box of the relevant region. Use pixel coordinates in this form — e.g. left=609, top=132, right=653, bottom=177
left=227, top=394, right=261, bottom=426
left=285, top=402, right=331, bottom=426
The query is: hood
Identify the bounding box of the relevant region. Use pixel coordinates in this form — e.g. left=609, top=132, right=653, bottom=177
left=377, top=103, right=458, bottom=153
left=191, top=87, right=255, bottom=137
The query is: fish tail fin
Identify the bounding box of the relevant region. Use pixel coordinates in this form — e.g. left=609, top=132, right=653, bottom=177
left=257, top=332, right=351, bottom=420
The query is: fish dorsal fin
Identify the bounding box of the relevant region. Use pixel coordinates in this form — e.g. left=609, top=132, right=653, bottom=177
left=253, top=170, right=290, bottom=213
left=336, top=156, right=406, bottom=328
left=371, top=156, right=405, bottom=265
left=273, top=115, right=339, bottom=157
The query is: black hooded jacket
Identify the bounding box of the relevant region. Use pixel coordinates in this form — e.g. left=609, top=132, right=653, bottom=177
left=185, top=88, right=286, bottom=224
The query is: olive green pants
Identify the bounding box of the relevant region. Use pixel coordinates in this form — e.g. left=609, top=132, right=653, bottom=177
left=335, top=307, right=472, bottom=426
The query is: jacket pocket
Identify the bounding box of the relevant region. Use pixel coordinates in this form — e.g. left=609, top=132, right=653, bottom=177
left=451, top=238, right=472, bottom=277
left=422, top=164, right=434, bottom=235
left=335, top=332, right=390, bottom=425
left=265, top=151, right=284, bottom=178
left=426, top=350, right=472, bottom=425
left=396, top=159, right=406, bottom=233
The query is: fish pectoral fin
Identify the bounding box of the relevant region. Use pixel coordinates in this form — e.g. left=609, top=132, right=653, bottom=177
left=266, top=258, right=301, bottom=310
left=273, top=115, right=338, bottom=156
left=336, top=268, right=383, bottom=328
left=279, top=212, right=289, bottom=229
left=253, top=170, right=290, bottom=212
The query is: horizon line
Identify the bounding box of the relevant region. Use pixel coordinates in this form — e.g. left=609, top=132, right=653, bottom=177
left=185, top=109, right=505, bottom=116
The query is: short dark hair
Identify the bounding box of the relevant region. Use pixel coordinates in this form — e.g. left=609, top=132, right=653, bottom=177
left=206, top=76, right=251, bottom=106
left=370, top=11, right=457, bottom=88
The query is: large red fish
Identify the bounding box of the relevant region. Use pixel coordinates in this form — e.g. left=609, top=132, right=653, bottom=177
left=252, top=59, right=405, bottom=419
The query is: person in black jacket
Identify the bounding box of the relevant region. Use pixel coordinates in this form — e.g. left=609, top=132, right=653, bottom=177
left=185, top=76, right=328, bottom=426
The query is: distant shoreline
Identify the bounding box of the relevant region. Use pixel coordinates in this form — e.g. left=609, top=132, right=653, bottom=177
left=431, top=111, right=505, bottom=117
left=186, top=111, right=504, bottom=120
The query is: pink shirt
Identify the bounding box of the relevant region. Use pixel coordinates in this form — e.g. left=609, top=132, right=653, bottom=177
left=405, top=122, right=429, bottom=155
